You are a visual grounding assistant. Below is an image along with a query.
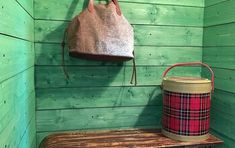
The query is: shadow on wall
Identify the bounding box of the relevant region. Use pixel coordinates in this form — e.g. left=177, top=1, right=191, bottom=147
left=36, top=0, right=163, bottom=143
left=134, top=88, right=163, bottom=130
left=36, top=0, right=125, bottom=88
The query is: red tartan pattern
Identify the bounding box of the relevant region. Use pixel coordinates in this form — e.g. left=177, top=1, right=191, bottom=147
left=162, top=91, right=211, bottom=136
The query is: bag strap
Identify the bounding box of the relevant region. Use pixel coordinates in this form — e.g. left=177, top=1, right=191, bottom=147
left=88, top=0, right=122, bottom=16
left=61, top=28, right=69, bottom=80
left=130, top=52, right=137, bottom=86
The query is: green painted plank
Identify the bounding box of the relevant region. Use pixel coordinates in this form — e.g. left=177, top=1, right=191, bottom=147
left=134, top=25, right=203, bottom=46
left=210, top=129, right=235, bottom=148
left=16, top=0, right=34, bottom=16
left=0, top=87, right=34, bottom=126
left=35, top=20, right=203, bottom=46
left=120, top=0, right=204, bottom=7
left=34, top=0, right=203, bottom=26
left=36, top=106, right=162, bottom=132
left=0, top=68, right=34, bottom=125
left=36, top=86, right=162, bottom=110
left=0, top=35, right=34, bottom=83
left=205, top=0, right=235, bottom=26
left=35, top=44, right=202, bottom=66
left=205, top=0, right=227, bottom=7
left=36, top=66, right=201, bottom=88
left=203, top=47, right=235, bottom=69
left=18, top=115, right=36, bottom=148
left=0, top=1, right=33, bottom=41
left=211, top=108, right=235, bottom=142
left=211, top=90, right=235, bottom=120
left=31, top=138, right=37, bottom=148
left=0, top=91, right=35, bottom=148
left=204, top=23, right=235, bottom=46
left=203, top=68, right=235, bottom=93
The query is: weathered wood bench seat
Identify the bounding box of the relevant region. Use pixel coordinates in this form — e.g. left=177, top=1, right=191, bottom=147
left=40, top=129, right=223, bottom=148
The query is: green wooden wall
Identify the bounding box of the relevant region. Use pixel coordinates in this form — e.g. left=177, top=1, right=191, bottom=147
left=0, top=0, right=35, bottom=148
left=34, top=0, right=204, bottom=146
left=203, top=0, right=235, bottom=147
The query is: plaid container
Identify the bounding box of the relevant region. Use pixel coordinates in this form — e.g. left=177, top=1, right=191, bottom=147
left=162, top=90, right=211, bottom=136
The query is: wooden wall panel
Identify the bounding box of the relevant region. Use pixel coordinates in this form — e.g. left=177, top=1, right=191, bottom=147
left=0, top=69, right=35, bottom=148
left=204, top=23, right=235, bottom=47
left=0, top=1, right=35, bottom=148
left=120, top=0, right=204, bottom=7
left=203, top=47, right=235, bottom=69
left=35, top=44, right=202, bottom=66
left=205, top=0, right=235, bottom=26
left=36, top=106, right=162, bottom=132
left=203, top=0, right=235, bottom=146
left=35, top=0, right=204, bottom=146
left=34, top=20, right=203, bottom=46
left=210, top=90, right=235, bottom=142
left=0, top=35, right=34, bottom=82
left=205, top=0, right=228, bottom=7
left=36, top=66, right=201, bottom=88
left=16, top=0, right=34, bottom=16
left=203, top=68, right=235, bottom=93
left=0, top=1, right=33, bottom=41
left=34, top=1, right=203, bottom=26
left=36, top=87, right=162, bottom=110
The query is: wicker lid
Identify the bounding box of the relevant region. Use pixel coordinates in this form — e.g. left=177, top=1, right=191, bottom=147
left=163, top=77, right=212, bottom=93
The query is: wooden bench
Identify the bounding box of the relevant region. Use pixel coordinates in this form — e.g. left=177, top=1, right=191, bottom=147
left=40, top=129, right=223, bottom=148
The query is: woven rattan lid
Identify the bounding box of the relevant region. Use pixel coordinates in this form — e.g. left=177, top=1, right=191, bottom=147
left=163, top=77, right=212, bottom=93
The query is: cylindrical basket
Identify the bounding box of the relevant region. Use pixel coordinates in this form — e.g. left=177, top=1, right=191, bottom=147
left=161, top=62, right=214, bottom=142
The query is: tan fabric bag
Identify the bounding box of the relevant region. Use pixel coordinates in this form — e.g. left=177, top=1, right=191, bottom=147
left=62, top=0, right=136, bottom=84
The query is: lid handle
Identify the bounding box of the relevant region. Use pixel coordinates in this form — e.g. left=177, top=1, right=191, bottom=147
left=162, top=62, right=214, bottom=91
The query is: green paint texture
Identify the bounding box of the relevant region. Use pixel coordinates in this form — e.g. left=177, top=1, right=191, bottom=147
left=34, top=0, right=203, bottom=146
left=203, top=0, right=235, bottom=147
left=1, top=0, right=235, bottom=147
left=0, top=0, right=35, bottom=148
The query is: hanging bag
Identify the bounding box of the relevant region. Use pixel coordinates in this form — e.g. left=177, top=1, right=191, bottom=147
left=62, top=0, right=136, bottom=84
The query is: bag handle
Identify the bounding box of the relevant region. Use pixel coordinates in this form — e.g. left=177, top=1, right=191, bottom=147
left=88, top=0, right=122, bottom=16
left=162, top=62, right=214, bottom=91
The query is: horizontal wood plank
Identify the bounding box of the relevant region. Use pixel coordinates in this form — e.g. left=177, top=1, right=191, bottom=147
left=16, top=0, right=34, bottom=16
left=18, top=115, right=36, bottom=148
left=0, top=1, right=33, bottom=41
left=36, top=106, right=162, bottom=132
left=35, top=20, right=203, bottom=46
left=203, top=47, right=235, bottom=69
left=39, top=129, right=223, bottom=148
left=211, top=90, right=235, bottom=120
left=37, top=126, right=165, bottom=148
left=211, top=129, right=235, bottom=148
left=36, top=86, right=162, bottom=110
left=35, top=43, right=202, bottom=66
left=211, top=108, right=235, bottom=142
left=204, top=23, right=235, bottom=46
left=120, top=0, right=204, bottom=7
left=36, top=66, right=201, bottom=88
left=0, top=35, right=34, bottom=82
left=205, top=0, right=227, bottom=7
left=205, top=0, right=235, bottom=26
left=0, top=91, right=35, bottom=148
left=203, top=68, right=235, bottom=93
left=0, top=67, right=34, bottom=123
left=34, top=1, right=203, bottom=26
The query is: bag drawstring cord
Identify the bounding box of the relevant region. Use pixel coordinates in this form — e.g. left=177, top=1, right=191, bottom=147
left=61, top=29, right=69, bottom=80
left=130, top=52, right=137, bottom=86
